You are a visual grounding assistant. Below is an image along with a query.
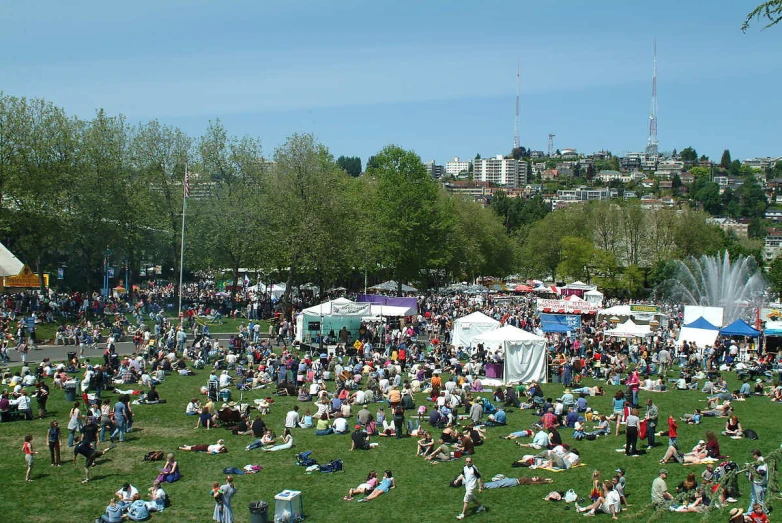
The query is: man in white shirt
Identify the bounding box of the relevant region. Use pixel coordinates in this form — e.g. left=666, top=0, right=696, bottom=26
left=284, top=406, right=301, bottom=428
left=332, top=417, right=348, bottom=434
left=456, top=457, right=485, bottom=520
left=116, top=483, right=140, bottom=505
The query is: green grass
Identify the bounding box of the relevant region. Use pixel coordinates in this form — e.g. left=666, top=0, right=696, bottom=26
left=0, top=363, right=778, bottom=522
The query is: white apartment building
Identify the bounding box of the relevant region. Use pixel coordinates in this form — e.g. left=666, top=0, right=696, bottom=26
left=445, top=157, right=471, bottom=177
left=472, top=155, right=527, bottom=187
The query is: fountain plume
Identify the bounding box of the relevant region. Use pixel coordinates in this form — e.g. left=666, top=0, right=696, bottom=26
left=657, top=252, right=766, bottom=325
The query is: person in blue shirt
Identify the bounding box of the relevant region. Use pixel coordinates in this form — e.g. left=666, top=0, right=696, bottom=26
left=486, top=409, right=507, bottom=426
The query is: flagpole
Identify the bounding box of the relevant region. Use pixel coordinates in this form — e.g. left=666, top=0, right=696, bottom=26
left=178, top=163, right=188, bottom=320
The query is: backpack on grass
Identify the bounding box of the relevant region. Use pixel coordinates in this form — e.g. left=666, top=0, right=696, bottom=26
left=296, top=450, right=317, bottom=467
left=319, top=459, right=344, bottom=473
left=144, top=451, right=164, bottom=461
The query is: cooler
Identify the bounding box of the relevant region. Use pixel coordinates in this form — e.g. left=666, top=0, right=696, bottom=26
left=274, top=489, right=303, bottom=522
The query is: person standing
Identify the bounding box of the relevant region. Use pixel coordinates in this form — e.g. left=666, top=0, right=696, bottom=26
left=23, top=434, right=37, bottom=482
left=456, top=457, right=486, bottom=519
left=645, top=398, right=658, bottom=449
left=47, top=420, right=62, bottom=466
left=112, top=395, right=128, bottom=442
left=625, top=408, right=640, bottom=456
left=667, top=415, right=678, bottom=450
left=36, top=381, right=49, bottom=419
left=218, top=476, right=236, bottom=523
left=651, top=468, right=673, bottom=507
left=67, top=401, right=81, bottom=447
left=747, top=449, right=768, bottom=515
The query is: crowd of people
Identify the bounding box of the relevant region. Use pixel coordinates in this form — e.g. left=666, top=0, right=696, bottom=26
left=3, top=287, right=781, bottom=522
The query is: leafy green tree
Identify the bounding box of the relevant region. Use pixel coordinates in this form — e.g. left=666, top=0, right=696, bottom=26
left=720, top=149, right=732, bottom=169
left=692, top=177, right=723, bottom=215
left=336, top=155, right=362, bottom=177
left=188, top=127, right=267, bottom=297
left=621, top=264, right=646, bottom=298
left=367, top=145, right=454, bottom=294
left=556, top=236, right=595, bottom=281
left=0, top=95, right=77, bottom=288
left=768, top=255, right=782, bottom=298
left=743, top=1, right=782, bottom=30
left=672, top=210, right=726, bottom=258
left=737, top=178, right=769, bottom=219
left=263, top=134, right=358, bottom=310
left=680, top=147, right=698, bottom=164
left=689, top=166, right=710, bottom=177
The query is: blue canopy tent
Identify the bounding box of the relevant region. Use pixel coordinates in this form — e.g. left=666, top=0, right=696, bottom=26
left=719, top=318, right=760, bottom=337
left=684, top=317, right=720, bottom=330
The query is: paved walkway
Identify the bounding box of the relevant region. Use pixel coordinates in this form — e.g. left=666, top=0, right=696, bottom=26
left=4, top=333, right=238, bottom=366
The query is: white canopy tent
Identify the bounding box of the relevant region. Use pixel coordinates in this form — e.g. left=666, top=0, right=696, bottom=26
left=451, top=311, right=500, bottom=348
left=604, top=318, right=651, bottom=338
left=676, top=317, right=720, bottom=348
left=472, top=325, right=548, bottom=384
left=584, top=289, right=604, bottom=306
left=0, top=242, right=23, bottom=276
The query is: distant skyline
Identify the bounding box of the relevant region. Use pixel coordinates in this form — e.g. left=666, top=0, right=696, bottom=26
left=2, top=1, right=780, bottom=165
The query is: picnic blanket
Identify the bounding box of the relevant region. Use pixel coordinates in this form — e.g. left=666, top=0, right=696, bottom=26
left=537, top=463, right=587, bottom=472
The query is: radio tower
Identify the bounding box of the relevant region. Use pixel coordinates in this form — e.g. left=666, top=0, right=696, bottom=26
left=548, top=134, right=555, bottom=157
left=513, top=60, right=520, bottom=150
left=645, top=39, right=659, bottom=158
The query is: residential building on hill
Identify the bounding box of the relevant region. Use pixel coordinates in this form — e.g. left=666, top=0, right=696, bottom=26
left=445, top=157, right=471, bottom=177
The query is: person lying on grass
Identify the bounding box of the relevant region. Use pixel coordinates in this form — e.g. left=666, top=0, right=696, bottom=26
left=356, top=470, right=395, bottom=503
left=178, top=439, right=227, bottom=454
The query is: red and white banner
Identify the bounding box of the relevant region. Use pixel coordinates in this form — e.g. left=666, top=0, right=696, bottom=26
left=536, top=298, right=599, bottom=315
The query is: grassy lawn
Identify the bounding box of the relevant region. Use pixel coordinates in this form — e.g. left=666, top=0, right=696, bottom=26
left=0, top=360, right=778, bottom=522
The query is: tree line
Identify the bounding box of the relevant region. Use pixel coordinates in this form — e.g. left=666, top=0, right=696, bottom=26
left=0, top=93, right=760, bottom=303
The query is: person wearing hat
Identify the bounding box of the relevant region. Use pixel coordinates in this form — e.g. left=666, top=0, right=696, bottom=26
left=728, top=507, right=745, bottom=522
left=651, top=469, right=673, bottom=507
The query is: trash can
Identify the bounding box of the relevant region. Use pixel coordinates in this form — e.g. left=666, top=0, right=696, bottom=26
left=249, top=501, right=269, bottom=523
left=64, top=386, right=77, bottom=402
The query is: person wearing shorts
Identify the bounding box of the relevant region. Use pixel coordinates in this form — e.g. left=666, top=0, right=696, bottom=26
left=74, top=439, right=114, bottom=483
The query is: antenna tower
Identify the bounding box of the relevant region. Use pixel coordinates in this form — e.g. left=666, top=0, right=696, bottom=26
left=645, top=39, right=659, bottom=158
left=513, top=60, right=520, bottom=149
left=548, top=134, right=555, bottom=157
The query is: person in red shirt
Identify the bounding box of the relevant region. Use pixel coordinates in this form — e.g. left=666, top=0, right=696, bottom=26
left=667, top=415, right=678, bottom=448
left=747, top=503, right=769, bottom=522
left=23, top=434, right=37, bottom=482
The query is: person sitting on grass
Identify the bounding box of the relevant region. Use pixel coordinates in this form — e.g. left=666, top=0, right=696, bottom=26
left=98, top=498, right=123, bottom=523
left=344, top=470, right=378, bottom=501
left=356, top=470, right=395, bottom=503
left=659, top=440, right=708, bottom=465
left=262, top=428, right=294, bottom=452
left=575, top=480, right=620, bottom=519
left=349, top=425, right=378, bottom=451
left=416, top=431, right=434, bottom=457
left=426, top=438, right=453, bottom=462
left=722, top=415, right=744, bottom=438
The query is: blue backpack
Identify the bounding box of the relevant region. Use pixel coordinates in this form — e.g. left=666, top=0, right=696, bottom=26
left=296, top=450, right=317, bottom=467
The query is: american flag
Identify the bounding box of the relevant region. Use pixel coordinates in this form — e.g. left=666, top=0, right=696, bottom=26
left=184, top=170, right=191, bottom=198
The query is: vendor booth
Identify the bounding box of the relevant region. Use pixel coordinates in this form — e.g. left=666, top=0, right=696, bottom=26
left=295, top=298, right=410, bottom=343
left=471, top=325, right=548, bottom=384
left=451, top=311, right=500, bottom=349
left=604, top=318, right=651, bottom=338
left=676, top=317, right=720, bottom=348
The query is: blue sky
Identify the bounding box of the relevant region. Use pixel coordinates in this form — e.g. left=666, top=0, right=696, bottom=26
left=2, top=1, right=780, bottom=165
